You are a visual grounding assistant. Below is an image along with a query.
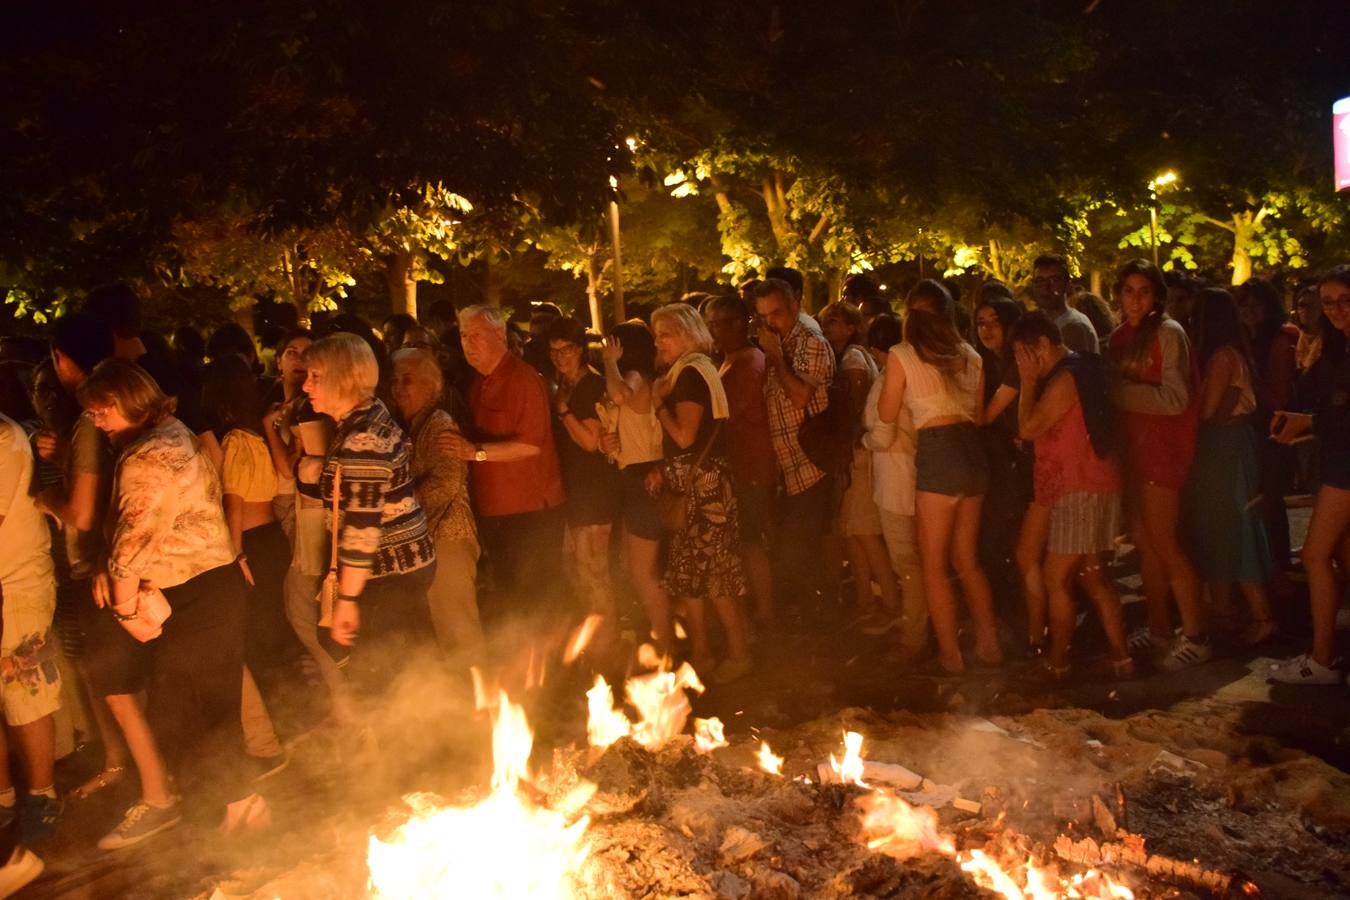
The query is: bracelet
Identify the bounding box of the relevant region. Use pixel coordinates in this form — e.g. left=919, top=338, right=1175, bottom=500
left=337, top=593, right=359, bottom=603
left=112, top=604, right=139, bottom=622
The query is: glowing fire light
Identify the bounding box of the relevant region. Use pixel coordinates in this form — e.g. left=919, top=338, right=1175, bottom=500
left=586, top=676, right=632, bottom=749
left=757, top=741, right=784, bottom=776
left=587, top=653, right=709, bottom=752
left=563, top=614, right=604, bottom=664
left=830, top=730, right=867, bottom=787
left=693, top=717, right=728, bottom=754
left=367, top=691, right=595, bottom=899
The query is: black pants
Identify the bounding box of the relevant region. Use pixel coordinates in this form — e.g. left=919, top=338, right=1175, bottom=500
left=477, top=507, right=565, bottom=626
left=775, top=476, right=834, bottom=608
left=349, top=564, right=437, bottom=695
left=242, top=520, right=304, bottom=679
left=153, top=562, right=251, bottom=805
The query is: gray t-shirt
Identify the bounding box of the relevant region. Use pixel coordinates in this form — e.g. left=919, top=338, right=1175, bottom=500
left=1054, top=305, right=1100, bottom=355
left=64, top=412, right=113, bottom=580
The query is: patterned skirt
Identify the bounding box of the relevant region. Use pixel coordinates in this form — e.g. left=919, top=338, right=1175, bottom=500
left=662, top=454, right=747, bottom=601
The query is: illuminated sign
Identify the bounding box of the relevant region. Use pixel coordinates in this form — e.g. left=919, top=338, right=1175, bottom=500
left=1336, top=96, right=1350, bottom=191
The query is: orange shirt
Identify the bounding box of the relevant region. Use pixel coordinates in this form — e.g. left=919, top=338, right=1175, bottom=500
left=468, top=352, right=565, bottom=517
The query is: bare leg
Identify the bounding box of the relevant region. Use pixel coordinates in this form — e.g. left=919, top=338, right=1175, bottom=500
left=1139, top=481, right=1204, bottom=637
left=1128, top=481, right=1173, bottom=640
left=627, top=532, right=672, bottom=657
left=916, top=491, right=962, bottom=673
left=1302, top=485, right=1350, bottom=665
left=859, top=534, right=901, bottom=615
left=680, top=596, right=713, bottom=666
left=11, top=715, right=56, bottom=794
left=710, top=595, right=751, bottom=663
left=951, top=495, right=1002, bottom=663
left=1014, top=504, right=1052, bottom=647
left=845, top=536, right=877, bottom=612
left=1042, top=553, right=1081, bottom=669
left=105, top=693, right=173, bottom=807
left=1080, top=556, right=1130, bottom=662
left=1237, top=581, right=1275, bottom=644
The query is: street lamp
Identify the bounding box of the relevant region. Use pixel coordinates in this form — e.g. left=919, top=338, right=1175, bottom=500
left=1147, top=170, right=1179, bottom=268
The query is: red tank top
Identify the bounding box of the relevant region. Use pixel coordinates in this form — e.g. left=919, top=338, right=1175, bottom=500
left=1034, top=391, right=1121, bottom=505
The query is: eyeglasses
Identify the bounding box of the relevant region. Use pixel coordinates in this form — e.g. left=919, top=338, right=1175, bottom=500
left=1322, top=298, right=1350, bottom=311
left=547, top=344, right=581, bottom=356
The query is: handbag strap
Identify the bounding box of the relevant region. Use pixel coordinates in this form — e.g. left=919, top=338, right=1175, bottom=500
left=327, top=464, right=342, bottom=571
left=689, top=418, right=723, bottom=474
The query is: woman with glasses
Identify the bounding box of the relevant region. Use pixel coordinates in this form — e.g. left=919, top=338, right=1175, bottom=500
left=545, top=317, right=619, bottom=635
left=1270, top=265, right=1350, bottom=684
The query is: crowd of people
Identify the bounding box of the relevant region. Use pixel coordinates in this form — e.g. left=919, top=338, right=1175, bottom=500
left=0, top=256, right=1347, bottom=886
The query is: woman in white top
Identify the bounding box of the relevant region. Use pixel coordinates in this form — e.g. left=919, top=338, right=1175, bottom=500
left=877, top=280, right=1003, bottom=675
left=600, top=322, right=672, bottom=656
left=1181, top=289, right=1274, bottom=644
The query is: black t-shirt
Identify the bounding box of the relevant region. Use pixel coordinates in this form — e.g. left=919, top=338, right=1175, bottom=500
left=663, top=367, right=723, bottom=459
left=555, top=371, right=615, bottom=497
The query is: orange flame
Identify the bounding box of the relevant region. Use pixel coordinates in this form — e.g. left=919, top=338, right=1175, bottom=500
left=564, top=615, right=604, bottom=664
left=829, top=730, right=867, bottom=787
left=367, top=691, right=595, bottom=898
left=693, top=717, right=728, bottom=754
left=757, top=741, right=784, bottom=776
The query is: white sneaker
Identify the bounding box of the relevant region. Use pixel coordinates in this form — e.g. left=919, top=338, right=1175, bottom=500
left=1157, top=634, right=1213, bottom=672
left=1268, top=653, right=1342, bottom=685
left=1127, top=627, right=1170, bottom=657
left=0, top=845, right=42, bottom=898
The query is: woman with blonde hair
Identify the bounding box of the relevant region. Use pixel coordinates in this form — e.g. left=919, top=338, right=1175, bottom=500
left=650, top=303, right=751, bottom=683
left=77, top=358, right=265, bottom=848
left=299, top=333, right=435, bottom=681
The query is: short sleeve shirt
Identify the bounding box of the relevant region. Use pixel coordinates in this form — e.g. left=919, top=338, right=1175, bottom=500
left=1055, top=306, right=1100, bottom=356
left=663, top=367, right=722, bottom=459
left=64, top=412, right=114, bottom=579
left=0, top=414, right=53, bottom=592
left=720, top=349, right=776, bottom=486
left=468, top=352, right=565, bottom=518
left=764, top=321, right=835, bottom=495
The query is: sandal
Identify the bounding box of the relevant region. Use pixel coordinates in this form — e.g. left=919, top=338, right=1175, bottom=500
left=73, top=765, right=126, bottom=800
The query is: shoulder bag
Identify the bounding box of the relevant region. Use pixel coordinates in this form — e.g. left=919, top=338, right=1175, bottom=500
left=656, top=420, right=722, bottom=534
left=315, top=464, right=341, bottom=628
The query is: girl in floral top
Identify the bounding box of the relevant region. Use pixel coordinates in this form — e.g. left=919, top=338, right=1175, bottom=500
left=78, top=358, right=264, bottom=849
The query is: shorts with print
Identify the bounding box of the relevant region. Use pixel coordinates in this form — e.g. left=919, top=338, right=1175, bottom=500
left=1, top=576, right=63, bottom=726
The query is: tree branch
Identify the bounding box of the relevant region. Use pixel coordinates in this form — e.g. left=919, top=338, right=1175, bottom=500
left=807, top=214, right=829, bottom=244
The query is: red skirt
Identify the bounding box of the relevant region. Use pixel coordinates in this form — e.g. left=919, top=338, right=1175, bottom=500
left=1120, top=408, right=1198, bottom=491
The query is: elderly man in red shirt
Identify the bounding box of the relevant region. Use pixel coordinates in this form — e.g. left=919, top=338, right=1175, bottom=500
left=438, top=305, right=565, bottom=623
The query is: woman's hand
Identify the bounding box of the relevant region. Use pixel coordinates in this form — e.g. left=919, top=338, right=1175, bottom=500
left=297, top=457, right=324, bottom=484
left=92, top=571, right=111, bottom=608
left=554, top=381, right=573, bottom=416
left=644, top=468, right=665, bottom=496
left=1270, top=411, right=1314, bottom=445
left=331, top=599, right=360, bottom=646
left=262, top=402, right=284, bottom=433
left=238, top=555, right=255, bottom=587
left=599, top=432, right=620, bottom=456
left=602, top=336, right=623, bottom=366
left=652, top=374, right=673, bottom=405
left=1014, top=343, right=1040, bottom=384
left=33, top=429, right=60, bottom=462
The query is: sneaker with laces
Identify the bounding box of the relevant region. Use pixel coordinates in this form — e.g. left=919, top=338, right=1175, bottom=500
left=1157, top=634, right=1213, bottom=672
left=98, top=802, right=182, bottom=851
left=20, top=794, right=62, bottom=844
left=1268, top=653, right=1342, bottom=685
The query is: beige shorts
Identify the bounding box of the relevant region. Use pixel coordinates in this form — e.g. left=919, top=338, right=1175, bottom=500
left=1, top=576, right=63, bottom=726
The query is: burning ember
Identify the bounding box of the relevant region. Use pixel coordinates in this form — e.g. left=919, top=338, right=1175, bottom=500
left=352, top=651, right=1265, bottom=900
left=366, top=691, right=596, bottom=898
left=756, top=740, right=784, bottom=776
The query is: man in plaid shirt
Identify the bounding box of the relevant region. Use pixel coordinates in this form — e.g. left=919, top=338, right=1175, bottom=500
left=753, top=276, right=836, bottom=612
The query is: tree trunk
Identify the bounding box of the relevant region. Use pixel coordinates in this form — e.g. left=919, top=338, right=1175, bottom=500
left=586, top=252, right=603, bottom=333
left=1230, top=241, right=1253, bottom=286
left=385, top=248, right=417, bottom=318
left=801, top=278, right=816, bottom=313
left=827, top=269, right=843, bottom=304
left=483, top=255, right=502, bottom=307
left=1089, top=270, right=1103, bottom=298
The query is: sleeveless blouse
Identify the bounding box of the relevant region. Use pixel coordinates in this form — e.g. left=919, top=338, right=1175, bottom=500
left=1034, top=389, right=1121, bottom=506
left=890, top=341, right=983, bottom=429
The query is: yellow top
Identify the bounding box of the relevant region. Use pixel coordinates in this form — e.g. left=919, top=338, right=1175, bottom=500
left=221, top=429, right=278, bottom=503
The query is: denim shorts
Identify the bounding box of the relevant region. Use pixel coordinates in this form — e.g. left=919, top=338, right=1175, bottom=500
left=915, top=422, right=989, bottom=497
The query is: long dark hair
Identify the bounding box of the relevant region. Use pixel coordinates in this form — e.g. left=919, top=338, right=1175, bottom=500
left=1190, top=288, right=1255, bottom=374
left=1234, top=278, right=1286, bottom=376
left=610, top=322, right=656, bottom=380
left=1114, top=259, right=1170, bottom=380
left=904, top=279, right=970, bottom=385
left=202, top=354, right=263, bottom=436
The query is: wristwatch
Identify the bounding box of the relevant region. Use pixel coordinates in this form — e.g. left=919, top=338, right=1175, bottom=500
left=473, top=445, right=488, bottom=462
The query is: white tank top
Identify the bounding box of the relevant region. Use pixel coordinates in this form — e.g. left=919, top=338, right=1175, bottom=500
left=891, top=341, right=983, bottom=428
left=613, top=402, right=663, bottom=467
